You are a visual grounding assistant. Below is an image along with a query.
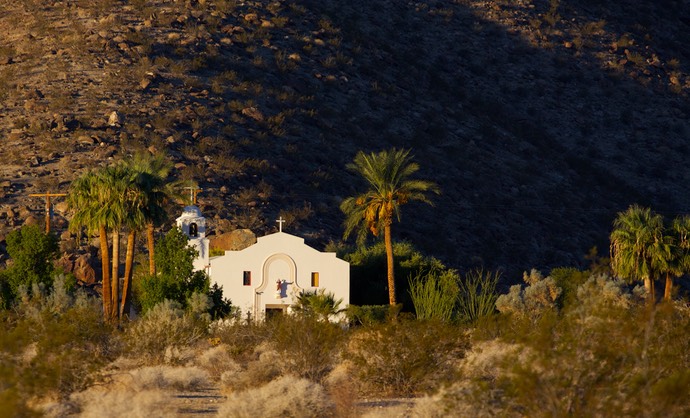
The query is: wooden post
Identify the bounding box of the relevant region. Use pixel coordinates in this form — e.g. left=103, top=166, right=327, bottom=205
left=29, top=193, right=67, bottom=233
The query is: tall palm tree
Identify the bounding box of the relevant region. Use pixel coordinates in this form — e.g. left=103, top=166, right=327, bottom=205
left=667, top=215, right=690, bottom=301
left=610, top=205, right=668, bottom=303
left=68, top=170, right=118, bottom=321
left=119, top=153, right=174, bottom=317
left=127, top=152, right=176, bottom=276
left=97, top=165, right=136, bottom=319
left=341, top=148, right=439, bottom=305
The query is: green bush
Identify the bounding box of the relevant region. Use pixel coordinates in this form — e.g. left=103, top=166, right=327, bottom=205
left=549, top=267, right=589, bottom=309
left=344, top=241, right=446, bottom=309
left=345, top=319, right=469, bottom=396
left=0, top=224, right=59, bottom=304
left=134, top=227, right=210, bottom=314
left=345, top=304, right=402, bottom=326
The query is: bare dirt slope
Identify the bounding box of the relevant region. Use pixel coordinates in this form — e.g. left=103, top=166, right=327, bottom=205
left=1, top=0, right=689, bottom=279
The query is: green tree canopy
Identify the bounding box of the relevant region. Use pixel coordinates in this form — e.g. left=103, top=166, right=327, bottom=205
left=135, top=227, right=210, bottom=313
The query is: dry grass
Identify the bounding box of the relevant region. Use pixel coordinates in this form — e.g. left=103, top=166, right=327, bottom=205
left=217, top=375, right=335, bottom=418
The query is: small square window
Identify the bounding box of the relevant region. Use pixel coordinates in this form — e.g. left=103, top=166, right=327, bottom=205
left=311, top=272, right=319, bottom=287
left=243, top=271, right=251, bottom=286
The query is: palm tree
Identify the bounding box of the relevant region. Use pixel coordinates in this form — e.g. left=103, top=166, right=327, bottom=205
left=68, top=170, right=118, bottom=321
left=119, top=153, right=174, bottom=318
left=128, top=153, right=176, bottom=276
left=667, top=215, right=690, bottom=301
left=610, top=205, right=668, bottom=303
left=97, top=165, right=136, bottom=320
left=341, top=148, right=439, bottom=305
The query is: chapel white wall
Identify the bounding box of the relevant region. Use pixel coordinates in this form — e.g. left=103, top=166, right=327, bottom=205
left=209, top=232, right=349, bottom=320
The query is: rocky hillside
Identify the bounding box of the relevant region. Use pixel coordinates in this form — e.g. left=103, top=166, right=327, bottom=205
left=1, top=0, right=689, bottom=279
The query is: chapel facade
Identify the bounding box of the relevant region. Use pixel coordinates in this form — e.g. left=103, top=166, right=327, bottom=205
left=179, top=207, right=350, bottom=321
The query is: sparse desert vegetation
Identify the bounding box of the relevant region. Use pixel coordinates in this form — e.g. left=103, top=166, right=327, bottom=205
left=2, top=245, right=690, bottom=416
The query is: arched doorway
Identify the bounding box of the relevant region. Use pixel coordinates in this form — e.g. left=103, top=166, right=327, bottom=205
left=254, top=254, right=299, bottom=320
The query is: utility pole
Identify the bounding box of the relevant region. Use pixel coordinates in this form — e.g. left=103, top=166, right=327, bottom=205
left=29, top=192, right=67, bottom=233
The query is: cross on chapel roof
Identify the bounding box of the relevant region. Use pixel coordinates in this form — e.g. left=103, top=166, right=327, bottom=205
left=276, top=216, right=285, bottom=232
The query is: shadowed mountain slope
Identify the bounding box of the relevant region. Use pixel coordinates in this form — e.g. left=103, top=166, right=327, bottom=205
left=0, top=0, right=688, bottom=279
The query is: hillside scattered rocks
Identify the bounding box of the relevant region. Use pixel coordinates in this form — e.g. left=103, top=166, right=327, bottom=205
left=0, top=0, right=688, bottom=278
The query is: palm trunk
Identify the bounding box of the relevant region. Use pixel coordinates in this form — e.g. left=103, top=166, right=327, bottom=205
left=120, top=230, right=136, bottom=319
left=384, top=224, right=396, bottom=305
left=99, top=225, right=112, bottom=321
left=147, top=222, right=156, bottom=276
left=644, top=276, right=656, bottom=305
left=664, top=273, right=673, bottom=302
left=111, top=229, right=120, bottom=321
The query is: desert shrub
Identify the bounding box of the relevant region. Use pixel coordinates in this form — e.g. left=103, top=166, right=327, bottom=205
left=268, top=315, right=346, bottom=382
left=345, top=319, right=469, bottom=396
left=220, top=342, right=283, bottom=392
left=424, top=282, right=690, bottom=417
left=570, top=274, right=638, bottom=314
left=217, top=375, right=335, bottom=418
left=549, top=267, right=589, bottom=308
left=495, top=269, right=561, bottom=320
left=195, top=345, right=241, bottom=380
left=123, top=300, right=208, bottom=362
left=345, top=304, right=402, bottom=326
left=126, top=366, right=209, bottom=391
left=409, top=267, right=458, bottom=322
left=211, top=321, right=271, bottom=363
left=0, top=277, right=113, bottom=414
left=456, top=269, right=499, bottom=324
left=70, top=387, right=171, bottom=418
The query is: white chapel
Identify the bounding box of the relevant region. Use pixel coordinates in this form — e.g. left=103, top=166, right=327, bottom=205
left=179, top=206, right=350, bottom=321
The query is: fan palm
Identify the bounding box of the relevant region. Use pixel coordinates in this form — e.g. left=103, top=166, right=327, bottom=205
left=610, top=205, right=667, bottom=303
left=119, top=153, right=175, bottom=317
left=667, top=215, right=690, bottom=301
left=125, top=152, right=176, bottom=276
left=68, top=170, right=119, bottom=321
left=341, top=148, right=439, bottom=305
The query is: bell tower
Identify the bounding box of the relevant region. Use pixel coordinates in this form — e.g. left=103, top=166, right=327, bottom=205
left=176, top=205, right=210, bottom=273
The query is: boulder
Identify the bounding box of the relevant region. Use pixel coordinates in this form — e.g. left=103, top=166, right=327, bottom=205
left=57, top=253, right=97, bottom=285
left=210, top=229, right=256, bottom=252
left=73, top=254, right=97, bottom=284
left=23, top=215, right=40, bottom=226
